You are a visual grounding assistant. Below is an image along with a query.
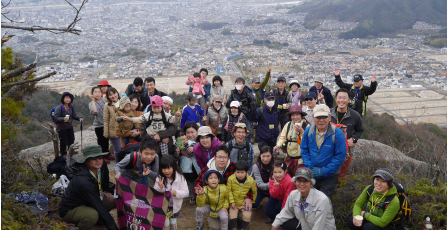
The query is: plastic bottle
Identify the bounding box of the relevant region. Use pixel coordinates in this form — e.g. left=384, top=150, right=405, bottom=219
left=425, top=217, right=433, bottom=230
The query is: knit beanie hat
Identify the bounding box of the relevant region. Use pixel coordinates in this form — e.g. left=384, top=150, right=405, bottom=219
left=373, top=168, right=394, bottom=182
left=119, top=94, right=131, bottom=110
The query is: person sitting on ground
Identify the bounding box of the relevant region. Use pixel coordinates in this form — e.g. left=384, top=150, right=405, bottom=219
left=225, top=123, right=254, bottom=174
left=348, top=168, right=399, bottom=230
left=181, top=92, right=206, bottom=129
left=300, top=104, right=346, bottom=200
left=274, top=105, right=310, bottom=175
left=193, top=126, right=223, bottom=169
left=58, top=145, right=118, bottom=230
left=252, top=146, right=274, bottom=209
left=271, top=167, right=336, bottom=230
left=227, top=160, right=257, bottom=230
left=114, top=137, right=159, bottom=186
left=195, top=170, right=229, bottom=230
left=115, top=94, right=135, bottom=145
left=125, top=77, right=146, bottom=99
left=264, top=161, right=295, bottom=224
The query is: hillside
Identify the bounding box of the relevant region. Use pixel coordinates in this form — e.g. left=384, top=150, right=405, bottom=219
left=289, top=0, right=447, bottom=39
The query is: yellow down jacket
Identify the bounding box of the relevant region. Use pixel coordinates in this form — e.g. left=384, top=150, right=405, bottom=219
left=196, top=184, right=229, bottom=211
left=227, top=174, right=257, bottom=206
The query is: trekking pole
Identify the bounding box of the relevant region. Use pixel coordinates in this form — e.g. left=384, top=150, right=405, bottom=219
left=80, top=122, right=83, bottom=153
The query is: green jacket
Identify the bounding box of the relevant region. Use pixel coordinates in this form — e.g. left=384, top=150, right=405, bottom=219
left=353, top=185, right=400, bottom=228
left=252, top=71, right=271, bottom=108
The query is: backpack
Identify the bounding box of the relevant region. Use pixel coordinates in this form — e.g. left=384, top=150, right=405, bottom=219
left=116, top=142, right=140, bottom=169
left=330, top=122, right=349, bottom=155
left=143, top=105, right=168, bottom=128
left=228, top=140, right=250, bottom=161
left=51, top=104, right=72, bottom=123
left=366, top=183, right=412, bottom=229
left=307, top=124, right=337, bottom=144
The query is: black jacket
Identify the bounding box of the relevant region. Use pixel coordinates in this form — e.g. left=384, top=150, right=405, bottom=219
left=309, top=85, right=334, bottom=108
left=226, top=87, right=257, bottom=118
left=330, top=107, right=364, bottom=142
left=140, top=88, right=167, bottom=112
left=335, top=75, right=377, bottom=116
left=125, top=84, right=147, bottom=99
left=59, top=162, right=118, bottom=230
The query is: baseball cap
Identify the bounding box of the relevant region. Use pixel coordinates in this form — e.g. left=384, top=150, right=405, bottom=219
left=186, top=92, right=197, bottom=101
left=150, top=95, right=163, bottom=107
left=292, top=167, right=315, bottom=185
left=230, top=101, right=240, bottom=108
left=264, top=92, right=275, bottom=100
left=313, top=104, right=330, bottom=117
left=277, top=76, right=286, bottom=82
left=353, top=74, right=364, bottom=82
left=251, top=77, right=261, bottom=83
left=304, top=92, right=317, bottom=99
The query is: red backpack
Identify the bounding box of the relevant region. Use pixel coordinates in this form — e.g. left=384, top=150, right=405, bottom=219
left=330, top=122, right=349, bottom=154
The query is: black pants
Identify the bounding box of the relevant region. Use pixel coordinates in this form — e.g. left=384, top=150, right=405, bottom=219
left=281, top=217, right=301, bottom=230
left=314, top=172, right=340, bottom=200
left=347, top=216, right=394, bottom=230
left=258, top=140, right=276, bottom=150
left=95, top=127, right=109, bottom=153
left=279, top=112, right=290, bottom=130
left=58, top=127, right=75, bottom=156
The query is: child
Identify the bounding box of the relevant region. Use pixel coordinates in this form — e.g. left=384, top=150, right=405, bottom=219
left=125, top=95, right=181, bottom=156
left=264, top=161, right=295, bottom=224
left=53, top=92, right=83, bottom=156
left=154, top=155, right=189, bottom=230
left=223, top=101, right=248, bottom=143
left=186, top=72, right=209, bottom=110
left=114, top=137, right=159, bottom=186
left=227, top=161, right=257, bottom=230
left=116, top=94, right=135, bottom=145
left=196, top=170, right=229, bottom=230
left=181, top=92, right=206, bottom=129
left=88, top=87, right=109, bottom=156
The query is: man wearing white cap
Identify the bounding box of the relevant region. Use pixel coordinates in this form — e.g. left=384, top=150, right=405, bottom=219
left=300, top=104, right=346, bottom=199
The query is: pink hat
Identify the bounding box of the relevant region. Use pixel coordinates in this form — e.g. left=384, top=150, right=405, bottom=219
left=230, top=101, right=240, bottom=108
left=150, top=95, right=163, bottom=106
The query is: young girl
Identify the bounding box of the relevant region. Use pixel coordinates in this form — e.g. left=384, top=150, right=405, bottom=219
left=186, top=72, right=209, bottom=110
left=264, top=161, right=295, bottom=224
left=54, top=92, right=83, bottom=156
left=179, top=122, right=201, bottom=204
left=154, top=155, right=188, bottom=230
left=104, top=87, right=121, bottom=160
left=88, top=87, right=111, bottom=161
left=223, top=101, right=248, bottom=143
left=196, top=170, right=229, bottom=230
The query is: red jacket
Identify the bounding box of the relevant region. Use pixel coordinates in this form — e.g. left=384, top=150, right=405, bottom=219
left=269, top=174, right=296, bottom=208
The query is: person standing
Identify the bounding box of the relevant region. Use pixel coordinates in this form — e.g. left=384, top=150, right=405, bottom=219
left=210, top=75, right=229, bottom=105
left=251, top=66, right=272, bottom=108
left=334, top=67, right=377, bottom=117
left=125, top=77, right=146, bottom=98
left=300, top=104, right=346, bottom=199
left=330, top=88, right=364, bottom=179
left=271, top=76, right=291, bottom=129
left=309, top=76, right=333, bottom=108
left=288, top=80, right=304, bottom=107
left=88, top=87, right=111, bottom=160
left=249, top=92, right=280, bottom=150
left=104, top=87, right=121, bottom=160
left=206, top=95, right=229, bottom=143
left=141, top=77, right=167, bottom=111
left=302, top=92, right=325, bottom=126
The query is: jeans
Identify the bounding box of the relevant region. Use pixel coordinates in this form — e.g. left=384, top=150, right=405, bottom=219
left=314, top=171, right=340, bottom=200
left=253, top=190, right=269, bottom=209
left=94, top=127, right=109, bottom=153
left=264, top=197, right=282, bottom=219
left=58, top=127, right=75, bottom=156
left=347, top=216, right=394, bottom=230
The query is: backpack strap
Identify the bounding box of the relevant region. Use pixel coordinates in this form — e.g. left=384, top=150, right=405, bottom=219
left=146, top=109, right=154, bottom=126
left=245, top=140, right=250, bottom=153
left=286, top=122, right=292, bottom=142
left=125, top=151, right=138, bottom=169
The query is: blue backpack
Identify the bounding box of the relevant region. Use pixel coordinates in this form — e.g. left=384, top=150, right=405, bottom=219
left=51, top=104, right=72, bottom=123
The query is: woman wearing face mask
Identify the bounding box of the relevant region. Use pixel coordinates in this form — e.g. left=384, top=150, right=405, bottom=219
left=223, top=101, right=249, bottom=143
left=205, top=95, right=228, bottom=143
left=210, top=76, right=229, bottom=105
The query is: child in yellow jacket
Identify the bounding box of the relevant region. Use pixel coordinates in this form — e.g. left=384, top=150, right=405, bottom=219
left=227, top=160, right=257, bottom=230
left=196, top=170, right=229, bottom=230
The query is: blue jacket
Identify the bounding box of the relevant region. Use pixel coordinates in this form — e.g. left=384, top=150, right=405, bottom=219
left=300, top=124, right=346, bottom=178
left=181, top=104, right=204, bottom=128
left=249, top=105, right=280, bottom=143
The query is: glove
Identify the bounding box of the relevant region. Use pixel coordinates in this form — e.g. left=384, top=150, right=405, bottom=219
left=312, top=167, right=324, bottom=180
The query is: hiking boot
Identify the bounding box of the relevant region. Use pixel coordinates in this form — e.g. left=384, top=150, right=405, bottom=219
left=189, top=196, right=196, bottom=205
left=264, top=218, right=274, bottom=224
left=196, top=222, right=204, bottom=230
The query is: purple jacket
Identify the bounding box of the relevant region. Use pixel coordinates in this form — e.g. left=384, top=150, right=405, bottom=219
left=193, top=137, right=223, bottom=169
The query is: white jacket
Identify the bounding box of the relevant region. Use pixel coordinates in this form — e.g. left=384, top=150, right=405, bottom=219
left=154, top=172, right=189, bottom=214
left=272, top=188, right=336, bottom=230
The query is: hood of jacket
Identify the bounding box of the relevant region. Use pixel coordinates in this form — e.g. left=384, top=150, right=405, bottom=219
left=207, top=156, right=231, bottom=172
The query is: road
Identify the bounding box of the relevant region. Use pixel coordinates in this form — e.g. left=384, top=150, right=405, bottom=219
left=74, top=64, right=109, bottom=96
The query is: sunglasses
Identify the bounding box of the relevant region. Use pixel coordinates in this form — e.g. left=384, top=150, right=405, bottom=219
left=90, top=156, right=104, bottom=161
left=315, top=116, right=328, bottom=120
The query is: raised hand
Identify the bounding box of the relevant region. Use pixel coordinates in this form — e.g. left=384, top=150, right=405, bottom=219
left=317, top=90, right=324, bottom=102
left=175, top=107, right=182, bottom=117
left=158, top=177, right=164, bottom=189
left=334, top=67, right=340, bottom=76
left=89, top=94, right=95, bottom=101
left=268, top=65, right=272, bottom=73
left=370, top=75, right=376, bottom=82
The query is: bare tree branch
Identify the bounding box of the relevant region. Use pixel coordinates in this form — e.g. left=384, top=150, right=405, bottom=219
left=1, top=71, right=56, bottom=89
left=1, top=68, right=35, bottom=99
left=1, top=62, right=36, bottom=81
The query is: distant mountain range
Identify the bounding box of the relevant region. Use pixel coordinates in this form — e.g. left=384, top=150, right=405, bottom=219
left=289, top=0, right=447, bottom=39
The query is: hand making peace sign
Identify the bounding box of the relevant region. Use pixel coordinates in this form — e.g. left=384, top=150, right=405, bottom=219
left=158, top=177, right=165, bottom=189
left=175, top=107, right=182, bottom=117
left=317, top=90, right=324, bottom=102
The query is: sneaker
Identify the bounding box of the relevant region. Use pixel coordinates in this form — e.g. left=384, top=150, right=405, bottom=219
left=196, top=222, right=204, bottom=230
left=264, top=218, right=274, bottom=224
left=189, top=196, right=196, bottom=205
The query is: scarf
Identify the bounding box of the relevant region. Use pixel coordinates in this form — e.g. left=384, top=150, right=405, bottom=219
left=256, top=160, right=272, bottom=183
left=291, top=91, right=301, bottom=106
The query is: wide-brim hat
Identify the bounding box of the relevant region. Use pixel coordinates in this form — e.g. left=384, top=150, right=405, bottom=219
left=203, top=170, right=223, bottom=185
left=77, top=145, right=109, bottom=163
left=196, top=126, right=216, bottom=142
left=232, top=123, right=250, bottom=134
left=289, top=80, right=301, bottom=88
left=212, top=95, right=223, bottom=103
left=286, top=105, right=307, bottom=117
left=97, top=80, right=111, bottom=87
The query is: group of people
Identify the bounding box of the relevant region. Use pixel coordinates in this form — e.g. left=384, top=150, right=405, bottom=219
left=55, top=67, right=403, bottom=230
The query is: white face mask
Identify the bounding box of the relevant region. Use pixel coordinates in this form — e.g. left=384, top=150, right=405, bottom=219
left=231, top=112, right=238, bottom=116
left=235, top=85, right=243, bottom=91
left=266, top=101, right=275, bottom=108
